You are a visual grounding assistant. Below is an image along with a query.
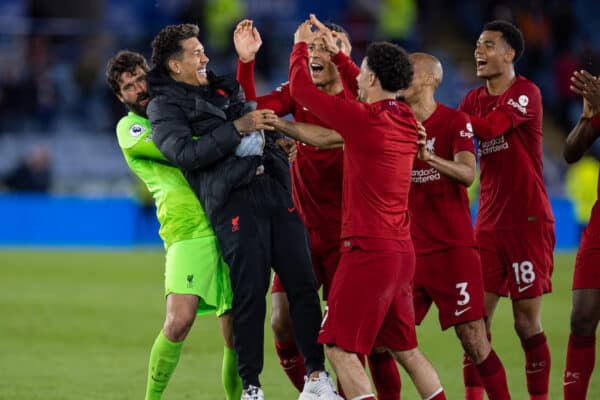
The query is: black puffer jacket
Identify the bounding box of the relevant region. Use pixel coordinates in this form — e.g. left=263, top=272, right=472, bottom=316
left=147, top=69, right=291, bottom=220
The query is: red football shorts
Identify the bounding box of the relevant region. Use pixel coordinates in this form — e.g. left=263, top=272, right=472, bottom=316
left=272, top=227, right=340, bottom=300
left=318, top=237, right=418, bottom=355
left=413, top=247, right=486, bottom=330
left=476, top=221, right=555, bottom=299
left=573, top=216, right=600, bottom=290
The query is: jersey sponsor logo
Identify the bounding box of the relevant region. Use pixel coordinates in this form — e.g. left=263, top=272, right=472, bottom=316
left=478, top=135, right=509, bottom=156
left=454, top=306, right=472, bottom=317
left=129, top=123, right=146, bottom=137
left=507, top=98, right=527, bottom=115
left=426, top=137, right=436, bottom=154
left=411, top=167, right=441, bottom=183
left=460, top=122, right=474, bottom=139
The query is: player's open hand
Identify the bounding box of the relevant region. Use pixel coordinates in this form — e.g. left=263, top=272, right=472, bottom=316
left=276, top=137, right=298, bottom=163
left=416, top=122, right=433, bottom=162
left=309, top=14, right=351, bottom=56
left=234, top=19, right=262, bottom=63
left=234, top=109, right=277, bottom=133
left=571, top=70, right=600, bottom=115
left=294, top=20, right=316, bottom=45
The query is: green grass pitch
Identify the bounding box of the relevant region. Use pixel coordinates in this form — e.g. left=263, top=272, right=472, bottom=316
left=0, top=250, right=598, bottom=399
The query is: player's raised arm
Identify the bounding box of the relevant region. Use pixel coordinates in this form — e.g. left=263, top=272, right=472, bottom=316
left=309, top=14, right=359, bottom=95
left=289, top=19, right=365, bottom=138
left=564, top=70, right=600, bottom=164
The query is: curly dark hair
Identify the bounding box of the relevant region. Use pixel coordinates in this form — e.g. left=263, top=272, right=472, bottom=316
left=484, top=20, right=525, bottom=62
left=151, top=24, right=200, bottom=73
left=106, top=50, right=149, bottom=95
left=366, top=42, right=413, bottom=92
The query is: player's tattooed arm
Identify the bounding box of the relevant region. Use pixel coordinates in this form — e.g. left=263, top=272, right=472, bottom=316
left=564, top=70, right=600, bottom=164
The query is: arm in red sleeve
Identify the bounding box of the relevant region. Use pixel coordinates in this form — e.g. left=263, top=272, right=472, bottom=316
left=236, top=59, right=257, bottom=100
left=331, top=50, right=359, bottom=96
left=289, top=42, right=365, bottom=139
left=236, top=59, right=292, bottom=116
left=469, top=110, right=513, bottom=141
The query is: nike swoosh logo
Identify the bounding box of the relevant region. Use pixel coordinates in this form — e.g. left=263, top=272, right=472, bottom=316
left=526, top=368, right=544, bottom=374
left=454, top=307, right=472, bottom=316
left=563, top=381, right=577, bottom=386
left=288, top=207, right=295, bottom=212
left=518, top=284, right=534, bottom=293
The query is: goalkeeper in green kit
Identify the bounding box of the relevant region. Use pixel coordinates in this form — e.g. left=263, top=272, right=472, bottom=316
left=106, top=50, right=242, bottom=400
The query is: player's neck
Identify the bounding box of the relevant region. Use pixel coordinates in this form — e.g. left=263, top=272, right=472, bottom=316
left=366, top=89, right=396, bottom=104
left=318, top=79, right=344, bottom=96
left=486, top=67, right=516, bottom=96
left=410, top=96, right=437, bottom=122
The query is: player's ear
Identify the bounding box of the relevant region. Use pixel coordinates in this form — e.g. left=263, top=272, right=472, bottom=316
left=369, top=72, right=377, bottom=88
left=168, top=58, right=181, bottom=75
left=116, top=93, right=125, bottom=104
left=504, top=47, right=516, bottom=64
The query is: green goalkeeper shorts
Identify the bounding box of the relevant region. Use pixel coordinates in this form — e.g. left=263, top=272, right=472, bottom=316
left=165, top=236, right=233, bottom=317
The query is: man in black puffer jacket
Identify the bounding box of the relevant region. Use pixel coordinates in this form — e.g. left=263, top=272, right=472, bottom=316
left=146, top=24, right=341, bottom=400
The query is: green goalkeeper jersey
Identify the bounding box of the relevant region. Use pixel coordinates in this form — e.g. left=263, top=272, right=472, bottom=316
left=116, top=112, right=212, bottom=248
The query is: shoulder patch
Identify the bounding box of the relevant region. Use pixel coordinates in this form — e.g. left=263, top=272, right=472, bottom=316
left=129, top=124, right=146, bottom=138
left=518, top=95, right=529, bottom=107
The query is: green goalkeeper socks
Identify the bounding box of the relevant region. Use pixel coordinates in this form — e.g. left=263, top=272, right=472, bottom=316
left=222, top=346, right=242, bottom=400
left=145, top=330, right=183, bottom=400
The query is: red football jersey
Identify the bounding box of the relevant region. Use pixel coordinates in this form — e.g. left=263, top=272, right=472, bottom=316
left=459, top=76, right=554, bottom=230
left=237, top=60, right=352, bottom=230
left=409, top=103, right=478, bottom=255
left=289, top=43, right=417, bottom=240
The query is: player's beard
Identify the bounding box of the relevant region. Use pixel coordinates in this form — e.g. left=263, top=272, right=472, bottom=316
left=126, top=93, right=149, bottom=118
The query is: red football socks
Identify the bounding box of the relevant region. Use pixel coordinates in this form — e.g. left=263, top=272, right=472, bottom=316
left=476, top=350, right=510, bottom=400
left=368, top=351, right=401, bottom=400
left=274, top=339, right=306, bottom=392
left=463, top=352, right=484, bottom=400
left=564, top=333, right=596, bottom=400
left=521, top=332, right=551, bottom=400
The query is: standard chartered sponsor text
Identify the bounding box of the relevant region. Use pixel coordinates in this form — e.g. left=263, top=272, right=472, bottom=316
left=412, top=168, right=441, bottom=183
left=479, top=135, right=509, bottom=156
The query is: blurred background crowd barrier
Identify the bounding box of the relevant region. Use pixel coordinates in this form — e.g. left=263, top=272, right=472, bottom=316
left=0, top=0, right=598, bottom=248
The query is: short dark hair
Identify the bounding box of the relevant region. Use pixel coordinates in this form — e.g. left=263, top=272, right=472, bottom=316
left=483, top=20, right=525, bottom=62
left=151, top=24, right=200, bottom=73
left=323, top=22, right=351, bottom=43
left=366, top=42, right=413, bottom=92
left=106, top=50, right=149, bottom=95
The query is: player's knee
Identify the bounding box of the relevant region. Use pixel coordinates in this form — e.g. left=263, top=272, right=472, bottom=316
left=164, top=310, right=195, bottom=341
left=270, top=306, right=294, bottom=342
left=325, top=345, right=348, bottom=366
left=570, top=309, right=599, bottom=336
left=513, top=313, right=541, bottom=340
left=392, top=347, right=420, bottom=368
left=456, top=322, right=489, bottom=364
